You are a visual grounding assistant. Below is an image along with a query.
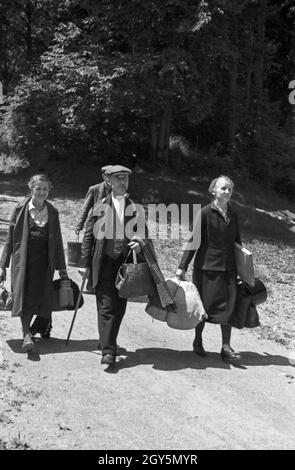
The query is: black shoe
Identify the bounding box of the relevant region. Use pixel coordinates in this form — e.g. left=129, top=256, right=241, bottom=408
left=193, top=341, right=207, bottom=357
left=29, top=326, right=38, bottom=337
left=41, top=320, right=52, bottom=339
left=101, top=354, right=116, bottom=366
left=221, top=347, right=241, bottom=361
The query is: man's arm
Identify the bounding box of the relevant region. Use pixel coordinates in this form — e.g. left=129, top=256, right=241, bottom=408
left=76, top=187, right=95, bottom=233
left=79, top=214, right=96, bottom=268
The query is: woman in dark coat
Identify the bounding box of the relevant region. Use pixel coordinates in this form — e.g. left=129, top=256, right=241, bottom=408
left=0, top=175, right=68, bottom=353
left=176, top=175, right=241, bottom=361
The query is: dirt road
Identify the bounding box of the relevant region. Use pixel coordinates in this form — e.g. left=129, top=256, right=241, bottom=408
left=1, top=266, right=295, bottom=450
left=1, top=193, right=295, bottom=450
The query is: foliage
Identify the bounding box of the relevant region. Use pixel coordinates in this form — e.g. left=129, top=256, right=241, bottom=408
left=0, top=0, right=294, bottom=197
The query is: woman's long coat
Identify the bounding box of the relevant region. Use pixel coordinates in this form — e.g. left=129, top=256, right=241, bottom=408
left=0, top=198, right=66, bottom=317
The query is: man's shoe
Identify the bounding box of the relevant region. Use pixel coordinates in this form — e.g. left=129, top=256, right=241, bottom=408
left=22, top=333, right=35, bottom=353
left=101, top=354, right=116, bottom=366
left=193, top=341, right=207, bottom=357
left=221, top=347, right=241, bottom=361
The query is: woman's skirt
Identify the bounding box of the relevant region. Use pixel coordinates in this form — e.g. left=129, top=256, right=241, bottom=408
left=193, top=269, right=237, bottom=324
left=23, top=223, right=49, bottom=317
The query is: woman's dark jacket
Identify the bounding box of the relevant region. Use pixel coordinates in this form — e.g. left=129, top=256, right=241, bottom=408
left=0, top=198, right=66, bottom=317
left=178, top=202, right=241, bottom=272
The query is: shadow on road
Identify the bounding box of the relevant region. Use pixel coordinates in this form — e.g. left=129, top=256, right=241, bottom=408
left=6, top=337, right=99, bottom=355
left=117, top=348, right=295, bottom=372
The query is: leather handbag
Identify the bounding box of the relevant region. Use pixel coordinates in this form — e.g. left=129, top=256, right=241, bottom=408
left=52, top=278, right=84, bottom=312
left=115, top=251, right=155, bottom=298
left=0, top=282, right=13, bottom=311
left=232, top=280, right=264, bottom=329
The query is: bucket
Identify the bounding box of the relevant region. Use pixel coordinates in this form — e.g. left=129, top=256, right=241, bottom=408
left=67, top=237, right=82, bottom=267
left=245, top=278, right=267, bottom=306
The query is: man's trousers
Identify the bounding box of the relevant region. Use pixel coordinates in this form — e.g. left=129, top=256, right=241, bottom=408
left=95, top=255, right=127, bottom=356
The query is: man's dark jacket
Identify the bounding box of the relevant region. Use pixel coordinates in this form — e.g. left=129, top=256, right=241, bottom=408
left=76, top=181, right=111, bottom=232
left=79, top=194, right=146, bottom=288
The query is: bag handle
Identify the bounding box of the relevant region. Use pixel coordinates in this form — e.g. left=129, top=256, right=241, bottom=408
left=122, top=249, right=138, bottom=265
left=171, top=278, right=182, bottom=301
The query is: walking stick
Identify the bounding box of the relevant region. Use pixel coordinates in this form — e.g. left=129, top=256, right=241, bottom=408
left=66, top=269, right=88, bottom=345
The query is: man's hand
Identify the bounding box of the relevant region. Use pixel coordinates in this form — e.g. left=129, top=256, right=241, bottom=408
left=175, top=268, right=186, bottom=281
left=128, top=241, right=141, bottom=254
left=0, top=267, right=6, bottom=283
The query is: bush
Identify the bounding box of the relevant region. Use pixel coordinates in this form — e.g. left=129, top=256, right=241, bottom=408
left=0, top=153, right=29, bottom=174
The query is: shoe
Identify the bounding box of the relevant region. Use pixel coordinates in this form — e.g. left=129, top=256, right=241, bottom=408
left=193, top=340, right=207, bottom=357
left=221, top=347, right=241, bottom=361
left=22, top=333, right=35, bottom=353
left=29, top=326, right=38, bottom=337
left=41, top=320, right=52, bottom=339
left=101, top=353, right=116, bottom=366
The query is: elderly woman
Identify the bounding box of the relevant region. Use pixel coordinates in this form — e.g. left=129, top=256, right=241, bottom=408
left=176, top=175, right=242, bottom=361
left=0, top=174, right=68, bottom=353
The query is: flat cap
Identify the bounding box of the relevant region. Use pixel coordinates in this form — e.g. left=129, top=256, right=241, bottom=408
left=101, top=165, right=113, bottom=174
left=105, top=165, right=132, bottom=176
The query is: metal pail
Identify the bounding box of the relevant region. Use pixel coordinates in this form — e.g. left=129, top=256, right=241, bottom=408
left=67, top=240, right=82, bottom=267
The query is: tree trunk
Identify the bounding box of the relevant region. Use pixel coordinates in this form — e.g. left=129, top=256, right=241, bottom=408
left=254, top=0, right=267, bottom=118
left=149, top=122, right=157, bottom=161
left=25, top=0, right=33, bottom=61
left=157, top=104, right=172, bottom=164
left=228, top=14, right=238, bottom=149
left=245, top=29, right=254, bottom=112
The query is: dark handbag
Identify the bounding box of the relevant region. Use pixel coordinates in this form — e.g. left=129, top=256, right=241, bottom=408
left=244, top=278, right=267, bottom=306
left=115, top=250, right=155, bottom=298
left=52, top=278, right=84, bottom=312
left=0, top=282, right=13, bottom=311
left=232, top=280, right=262, bottom=329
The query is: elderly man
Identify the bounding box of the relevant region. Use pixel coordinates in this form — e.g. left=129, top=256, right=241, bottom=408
left=79, top=165, right=143, bottom=367
left=75, top=165, right=112, bottom=235
left=76, top=165, right=112, bottom=293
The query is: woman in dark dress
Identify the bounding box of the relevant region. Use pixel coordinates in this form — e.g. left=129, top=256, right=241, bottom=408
left=0, top=175, right=68, bottom=353
left=176, top=175, right=241, bottom=361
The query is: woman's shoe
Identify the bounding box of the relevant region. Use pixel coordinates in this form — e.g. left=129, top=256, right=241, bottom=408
left=221, top=347, right=241, bottom=361
left=29, top=326, right=38, bottom=337
left=22, top=333, right=35, bottom=353
left=193, top=340, right=207, bottom=357
left=41, top=320, right=52, bottom=339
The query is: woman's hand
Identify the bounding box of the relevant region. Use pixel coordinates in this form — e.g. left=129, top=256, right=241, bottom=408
left=176, top=268, right=186, bottom=281
left=59, top=269, right=69, bottom=280
left=0, top=267, right=6, bottom=283
left=128, top=240, right=141, bottom=254
left=78, top=268, right=90, bottom=278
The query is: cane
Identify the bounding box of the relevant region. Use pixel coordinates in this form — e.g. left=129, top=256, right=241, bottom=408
left=65, top=269, right=88, bottom=345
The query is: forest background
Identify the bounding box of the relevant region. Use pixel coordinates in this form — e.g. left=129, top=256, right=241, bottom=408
left=0, top=0, right=295, bottom=199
